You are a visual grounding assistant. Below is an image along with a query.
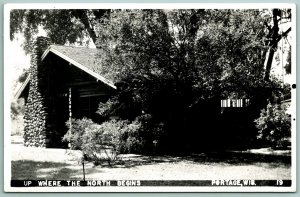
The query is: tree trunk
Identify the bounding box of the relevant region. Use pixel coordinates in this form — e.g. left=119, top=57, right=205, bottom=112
left=264, top=9, right=292, bottom=81
left=264, top=9, right=280, bottom=81
left=72, top=10, right=110, bottom=48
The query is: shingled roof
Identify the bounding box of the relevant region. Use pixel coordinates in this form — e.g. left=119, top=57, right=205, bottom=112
left=43, top=45, right=100, bottom=72
left=15, top=45, right=116, bottom=99
left=42, top=45, right=115, bottom=88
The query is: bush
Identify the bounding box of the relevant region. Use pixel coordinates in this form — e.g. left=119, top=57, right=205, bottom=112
left=62, top=115, right=165, bottom=165
left=80, top=123, right=104, bottom=164
left=133, top=114, right=165, bottom=154
left=96, top=119, right=129, bottom=162
left=254, top=103, right=291, bottom=148
left=97, top=98, right=119, bottom=117
left=62, top=117, right=94, bottom=150
left=119, top=119, right=143, bottom=153
left=62, top=118, right=127, bottom=165
left=81, top=119, right=140, bottom=165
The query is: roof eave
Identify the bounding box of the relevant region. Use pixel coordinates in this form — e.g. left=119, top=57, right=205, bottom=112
left=14, top=74, right=31, bottom=99
left=42, top=46, right=116, bottom=90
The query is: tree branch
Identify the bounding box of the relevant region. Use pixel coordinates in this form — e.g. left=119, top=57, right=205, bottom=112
left=274, top=27, right=291, bottom=46
left=264, top=21, right=272, bottom=32
left=71, top=10, right=97, bottom=45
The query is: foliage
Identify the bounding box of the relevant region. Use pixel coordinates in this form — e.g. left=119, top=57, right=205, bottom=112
left=62, top=117, right=94, bottom=150
left=97, top=76, right=147, bottom=120
left=10, top=8, right=291, bottom=86
left=11, top=99, right=25, bottom=119
left=96, top=119, right=129, bottom=158
left=81, top=119, right=143, bottom=165
left=92, top=9, right=291, bottom=151
left=254, top=103, right=291, bottom=148
left=94, top=9, right=291, bottom=124
left=80, top=122, right=108, bottom=165
left=284, top=45, right=291, bottom=74
left=63, top=116, right=165, bottom=164
left=17, top=69, right=29, bottom=83
left=95, top=9, right=276, bottom=99
left=116, top=114, right=165, bottom=154
left=62, top=118, right=142, bottom=165
left=11, top=8, right=291, bottom=108
left=131, top=114, right=165, bottom=153
left=97, top=98, right=120, bottom=117
left=10, top=9, right=109, bottom=54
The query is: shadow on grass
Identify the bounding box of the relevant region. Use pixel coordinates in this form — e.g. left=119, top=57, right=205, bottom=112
left=97, top=151, right=291, bottom=169
left=186, top=152, right=291, bottom=166
left=11, top=152, right=291, bottom=179
left=12, top=160, right=110, bottom=180
left=11, top=160, right=81, bottom=180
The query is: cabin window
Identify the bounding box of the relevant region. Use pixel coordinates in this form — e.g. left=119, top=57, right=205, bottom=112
left=221, top=99, right=250, bottom=108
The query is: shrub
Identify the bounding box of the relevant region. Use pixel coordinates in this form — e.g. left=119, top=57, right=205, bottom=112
left=62, top=115, right=166, bottom=165
left=125, top=114, right=165, bottom=154
left=99, top=119, right=129, bottom=161
left=119, top=119, right=143, bottom=153
left=81, top=119, right=133, bottom=165
left=254, top=103, right=291, bottom=148
left=62, top=117, right=94, bottom=150
left=80, top=123, right=105, bottom=165
left=63, top=118, right=142, bottom=165
left=97, top=98, right=119, bottom=117
left=142, top=115, right=165, bottom=147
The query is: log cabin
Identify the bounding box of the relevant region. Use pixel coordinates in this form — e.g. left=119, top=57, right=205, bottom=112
left=15, top=37, right=116, bottom=148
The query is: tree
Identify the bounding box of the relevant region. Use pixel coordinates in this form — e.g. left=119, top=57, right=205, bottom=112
left=10, top=8, right=291, bottom=80
left=95, top=9, right=283, bottom=102
left=10, top=9, right=110, bottom=54
left=254, top=103, right=291, bottom=148
left=263, top=9, right=291, bottom=81
left=94, top=9, right=289, bottom=151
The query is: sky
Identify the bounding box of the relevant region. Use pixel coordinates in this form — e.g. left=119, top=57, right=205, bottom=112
left=6, top=34, right=31, bottom=97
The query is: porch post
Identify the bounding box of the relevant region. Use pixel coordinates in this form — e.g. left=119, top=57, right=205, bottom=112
left=68, top=87, right=72, bottom=148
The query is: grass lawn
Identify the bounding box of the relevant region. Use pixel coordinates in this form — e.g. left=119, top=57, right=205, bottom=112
left=11, top=143, right=291, bottom=180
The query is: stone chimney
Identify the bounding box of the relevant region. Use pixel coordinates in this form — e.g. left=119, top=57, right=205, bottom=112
left=23, top=37, right=50, bottom=147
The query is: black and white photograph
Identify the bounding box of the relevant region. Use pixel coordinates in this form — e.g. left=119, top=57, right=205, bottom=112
left=3, top=3, right=296, bottom=192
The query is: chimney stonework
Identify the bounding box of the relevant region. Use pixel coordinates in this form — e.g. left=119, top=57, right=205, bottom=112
left=23, top=37, right=50, bottom=147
